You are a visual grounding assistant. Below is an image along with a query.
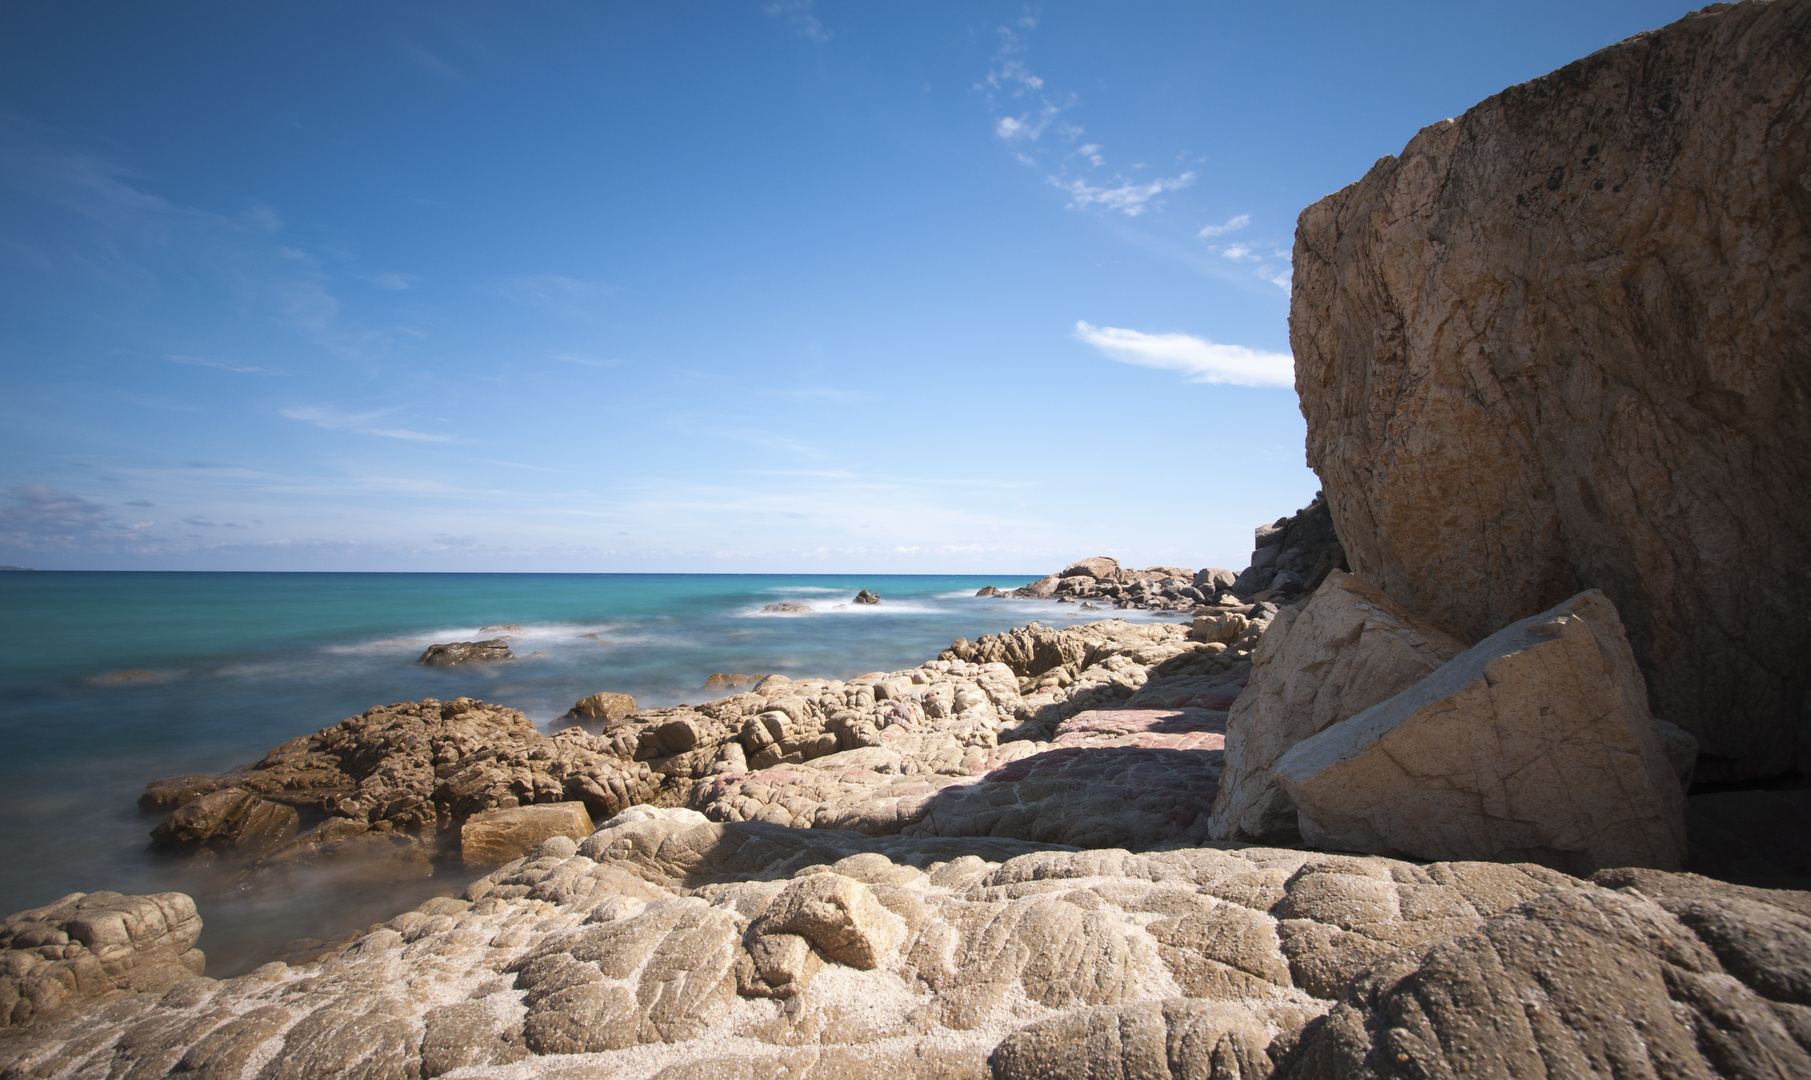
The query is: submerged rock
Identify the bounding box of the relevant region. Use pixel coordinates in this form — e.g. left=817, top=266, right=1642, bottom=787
left=762, top=600, right=813, bottom=613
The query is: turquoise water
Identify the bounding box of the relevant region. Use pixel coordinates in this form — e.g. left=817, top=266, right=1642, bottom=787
left=0, top=571, right=1173, bottom=972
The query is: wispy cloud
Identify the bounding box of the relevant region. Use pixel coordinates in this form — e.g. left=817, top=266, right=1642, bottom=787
left=499, top=274, right=618, bottom=320
left=1197, top=214, right=1250, bottom=238
left=0, top=483, right=115, bottom=549
left=1049, top=172, right=1195, bottom=217
left=167, top=354, right=286, bottom=375
left=764, top=0, right=830, bottom=42
left=1074, top=321, right=1294, bottom=388
left=281, top=406, right=452, bottom=442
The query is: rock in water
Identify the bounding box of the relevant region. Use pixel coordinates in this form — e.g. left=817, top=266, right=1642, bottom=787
left=762, top=601, right=813, bottom=613
left=560, top=690, right=637, bottom=728
left=460, top=803, right=595, bottom=869
left=417, top=639, right=514, bottom=666
left=1274, top=590, right=1688, bottom=873
left=851, top=589, right=881, bottom=605
left=703, top=673, right=768, bottom=692
left=1210, top=570, right=1468, bottom=844
left=1290, top=0, right=1811, bottom=783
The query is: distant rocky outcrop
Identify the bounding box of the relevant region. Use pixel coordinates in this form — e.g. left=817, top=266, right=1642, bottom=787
left=985, top=493, right=1347, bottom=613
left=1291, top=0, right=1811, bottom=784
left=762, top=600, right=813, bottom=613
left=852, top=589, right=881, bottom=605
left=418, top=639, right=514, bottom=666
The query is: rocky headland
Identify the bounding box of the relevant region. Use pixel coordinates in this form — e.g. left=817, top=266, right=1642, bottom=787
left=4, top=3, right=1810, bottom=1077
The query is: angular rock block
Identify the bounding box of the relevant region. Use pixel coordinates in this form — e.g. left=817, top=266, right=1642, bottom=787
left=1274, top=590, right=1687, bottom=873
left=1291, top=0, right=1811, bottom=782
left=561, top=691, right=636, bottom=728
left=461, top=802, right=595, bottom=869
left=1210, top=570, right=1468, bottom=843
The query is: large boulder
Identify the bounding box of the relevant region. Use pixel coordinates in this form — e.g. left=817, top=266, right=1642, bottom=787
left=1210, top=570, right=1468, bottom=843
left=1060, top=556, right=1121, bottom=581
left=560, top=691, right=637, bottom=728
left=1290, top=0, right=1811, bottom=782
left=1274, top=590, right=1688, bottom=874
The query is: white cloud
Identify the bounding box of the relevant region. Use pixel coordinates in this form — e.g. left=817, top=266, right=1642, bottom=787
left=1197, top=214, right=1250, bottom=237
left=1218, top=243, right=1260, bottom=261
left=1261, top=267, right=1293, bottom=293
left=1074, top=321, right=1294, bottom=388
left=764, top=0, right=830, bottom=42
left=1049, top=172, right=1194, bottom=217
left=281, top=406, right=452, bottom=442
left=167, top=355, right=286, bottom=375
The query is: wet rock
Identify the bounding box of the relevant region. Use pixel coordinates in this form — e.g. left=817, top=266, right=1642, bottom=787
left=1211, top=571, right=1468, bottom=844
left=1291, top=0, right=1811, bottom=783
left=149, top=789, right=300, bottom=854
left=1011, top=575, right=1060, bottom=599
left=852, top=590, right=881, bottom=605
left=417, top=639, right=514, bottom=666
left=763, top=601, right=813, bottom=613
left=975, top=586, right=1005, bottom=598
left=1275, top=590, right=1687, bottom=873
left=461, top=802, right=596, bottom=869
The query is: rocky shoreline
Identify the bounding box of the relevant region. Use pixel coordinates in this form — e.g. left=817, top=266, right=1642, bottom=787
left=5, top=3, right=1810, bottom=1076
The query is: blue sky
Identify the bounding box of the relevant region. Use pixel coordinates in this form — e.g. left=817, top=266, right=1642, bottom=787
left=0, top=1, right=1693, bottom=572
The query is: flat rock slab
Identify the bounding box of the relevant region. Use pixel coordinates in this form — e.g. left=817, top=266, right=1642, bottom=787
left=461, top=802, right=596, bottom=869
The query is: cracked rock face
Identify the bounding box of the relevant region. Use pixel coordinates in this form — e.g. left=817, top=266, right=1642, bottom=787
left=1274, top=590, right=1688, bottom=874
left=3, top=810, right=1808, bottom=1079
left=1290, top=0, right=1811, bottom=783
left=0, top=891, right=204, bottom=1028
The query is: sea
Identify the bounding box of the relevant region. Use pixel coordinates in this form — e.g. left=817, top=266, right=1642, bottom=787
left=0, top=571, right=1181, bottom=973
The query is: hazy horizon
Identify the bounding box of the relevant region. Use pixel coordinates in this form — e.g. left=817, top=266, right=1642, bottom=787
left=0, top=1, right=1696, bottom=573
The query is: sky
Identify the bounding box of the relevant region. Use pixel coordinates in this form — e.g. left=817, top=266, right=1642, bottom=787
left=0, top=1, right=1698, bottom=573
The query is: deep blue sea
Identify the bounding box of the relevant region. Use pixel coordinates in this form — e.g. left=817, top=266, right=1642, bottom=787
left=0, top=571, right=1177, bottom=973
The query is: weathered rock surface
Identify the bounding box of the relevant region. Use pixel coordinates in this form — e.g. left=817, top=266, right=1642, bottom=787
left=1211, top=571, right=1469, bottom=844
left=461, top=803, right=596, bottom=869
left=559, top=691, right=637, bottom=728
left=762, top=600, right=813, bottom=613
left=852, top=590, right=881, bottom=605
left=0, top=891, right=203, bottom=1027
left=1275, top=590, right=1688, bottom=874
left=417, top=639, right=514, bottom=666
left=703, top=673, right=768, bottom=693
left=143, top=697, right=656, bottom=883
left=5, top=809, right=1807, bottom=1080
left=1291, top=0, right=1811, bottom=782
left=1232, top=494, right=1348, bottom=602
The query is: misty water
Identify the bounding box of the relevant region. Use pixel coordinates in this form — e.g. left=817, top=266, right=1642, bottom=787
left=0, top=570, right=1184, bottom=974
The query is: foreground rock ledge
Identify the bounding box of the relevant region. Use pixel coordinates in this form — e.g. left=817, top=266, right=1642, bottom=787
left=2, top=809, right=1807, bottom=1078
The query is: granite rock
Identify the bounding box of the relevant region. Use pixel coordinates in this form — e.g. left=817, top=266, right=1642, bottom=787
left=1291, top=0, right=1811, bottom=782
left=1274, top=590, right=1688, bottom=874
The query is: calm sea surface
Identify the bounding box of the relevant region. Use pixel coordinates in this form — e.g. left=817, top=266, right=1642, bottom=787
left=0, top=571, right=1176, bottom=972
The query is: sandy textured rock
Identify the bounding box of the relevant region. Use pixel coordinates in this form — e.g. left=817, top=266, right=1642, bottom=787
left=1211, top=571, right=1468, bottom=844
left=461, top=802, right=596, bottom=869
left=0, top=891, right=203, bottom=1027
left=1275, top=590, right=1687, bottom=873
left=7, top=809, right=1807, bottom=1079
left=1291, top=0, right=1811, bottom=782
